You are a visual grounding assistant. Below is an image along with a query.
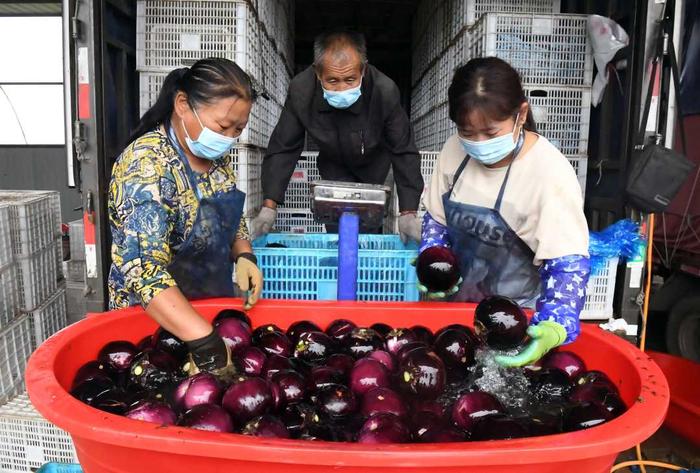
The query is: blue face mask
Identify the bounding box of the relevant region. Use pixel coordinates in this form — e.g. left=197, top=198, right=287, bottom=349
left=322, top=82, right=362, bottom=109
left=183, top=107, right=237, bottom=161
left=459, top=114, right=521, bottom=165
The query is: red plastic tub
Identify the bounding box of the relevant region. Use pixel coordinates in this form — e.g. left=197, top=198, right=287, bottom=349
left=648, top=351, right=700, bottom=446
left=26, top=299, right=669, bottom=473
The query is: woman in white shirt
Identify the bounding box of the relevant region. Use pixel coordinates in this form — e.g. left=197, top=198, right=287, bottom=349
left=420, top=57, right=590, bottom=367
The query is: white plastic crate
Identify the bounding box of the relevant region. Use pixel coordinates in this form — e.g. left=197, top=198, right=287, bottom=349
left=68, top=220, right=84, bottom=261
left=526, top=85, right=591, bottom=156
left=0, top=205, right=12, bottom=269
left=451, top=0, right=560, bottom=30
left=63, top=259, right=85, bottom=283
left=253, top=0, right=294, bottom=70
left=0, top=192, right=57, bottom=258
left=137, top=1, right=261, bottom=75
left=568, top=155, right=588, bottom=197
left=280, top=152, right=321, bottom=210
left=469, top=13, right=593, bottom=87
left=0, top=264, right=19, bottom=328
left=0, top=393, right=78, bottom=472
left=65, top=280, right=88, bottom=325
left=29, top=288, right=67, bottom=349
left=18, top=190, right=62, bottom=238
left=451, top=27, right=470, bottom=70
left=16, top=241, right=60, bottom=312
left=139, top=71, right=282, bottom=148
left=0, top=316, right=33, bottom=405
left=580, top=257, right=619, bottom=320
left=274, top=210, right=326, bottom=234
left=231, top=146, right=263, bottom=217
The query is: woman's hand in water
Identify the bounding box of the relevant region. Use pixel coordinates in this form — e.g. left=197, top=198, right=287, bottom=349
left=184, top=330, right=237, bottom=382
left=495, top=320, right=567, bottom=367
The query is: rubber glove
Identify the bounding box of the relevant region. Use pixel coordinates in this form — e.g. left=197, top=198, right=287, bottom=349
left=398, top=212, right=422, bottom=244
left=495, top=320, right=567, bottom=367
left=251, top=206, right=276, bottom=239
left=184, top=330, right=237, bottom=382
left=417, top=277, right=463, bottom=299
left=235, top=253, right=263, bottom=310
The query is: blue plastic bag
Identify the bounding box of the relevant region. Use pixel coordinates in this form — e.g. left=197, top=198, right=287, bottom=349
left=588, top=219, right=645, bottom=274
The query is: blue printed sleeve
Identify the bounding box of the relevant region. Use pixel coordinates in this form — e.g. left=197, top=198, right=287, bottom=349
left=531, top=255, right=591, bottom=344
left=420, top=211, right=451, bottom=252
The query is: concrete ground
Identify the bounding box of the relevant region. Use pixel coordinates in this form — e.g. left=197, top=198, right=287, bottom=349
left=615, top=427, right=699, bottom=472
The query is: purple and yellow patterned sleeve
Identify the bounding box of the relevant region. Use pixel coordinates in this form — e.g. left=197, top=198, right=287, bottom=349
left=420, top=211, right=451, bottom=253
left=109, top=150, right=178, bottom=308
left=531, top=255, right=591, bottom=344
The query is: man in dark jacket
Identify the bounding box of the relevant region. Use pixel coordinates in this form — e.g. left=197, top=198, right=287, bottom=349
left=251, top=30, right=423, bottom=242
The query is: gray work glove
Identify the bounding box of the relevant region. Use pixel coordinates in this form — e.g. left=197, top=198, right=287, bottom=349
left=398, top=212, right=422, bottom=244
left=251, top=206, right=277, bottom=239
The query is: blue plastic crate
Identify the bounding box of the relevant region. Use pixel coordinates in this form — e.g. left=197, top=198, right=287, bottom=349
left=253, top=234, right=419, bottom=302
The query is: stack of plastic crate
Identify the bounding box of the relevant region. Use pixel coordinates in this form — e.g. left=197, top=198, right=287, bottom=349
left=62, top=220, right=87, bottom=325
left=384, top=151, right=440, bottom=234
left=275, top=152, right=326, bottom=234
left=467, top=11, right=592, bottom=196
left=136, top=0, right=291, bottom=148
left=0, top=394, right=78, bottom=472
left=63, top=220, right=85, bottom=284
left=409, top=1, right=562, bottom=152
left=0, top=191, right=67, bottom=404
left=410, top=2, right=591, bottom=197
left=136, top=0, right=293, bottom=219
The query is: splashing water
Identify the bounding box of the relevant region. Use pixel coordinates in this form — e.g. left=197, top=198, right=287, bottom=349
left=473, top=348, right=531, bottom=414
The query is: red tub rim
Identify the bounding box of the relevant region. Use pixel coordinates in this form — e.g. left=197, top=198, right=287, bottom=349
left=26, top=299, right=670, bottom=468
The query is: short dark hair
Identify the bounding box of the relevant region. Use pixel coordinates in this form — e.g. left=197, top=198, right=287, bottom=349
left=448, top=57, right=537, bottom=131
left=313, top=30, right=368, bottom=70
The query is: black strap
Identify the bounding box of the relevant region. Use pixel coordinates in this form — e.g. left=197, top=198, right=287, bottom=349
left=667, top=37, right=687, bottom=154
left=636, top=57, right=659, bottom=145
left=636, top=23, right=687, bottom=155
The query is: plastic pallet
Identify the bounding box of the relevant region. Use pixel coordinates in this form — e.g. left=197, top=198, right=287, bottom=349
left=0, top=205, right=12, bottom=268
left=0, top=264, right=19, bottom=328
left=16, top=241, right=60, bottom=312
left=280, top=152, right=321, bottom=210
left=138, top=71, right=283, bottom=148
left=468, top=13, right=593, bottom=87
left=0, top=316, right=33, bottom=405
left=580, top=257, right=619, bottom=320
left=253, top=234, right=419, bottom=301
left=0, top=192, right=58, bottom=257
left=29, top=288, right=67, bottom=349
left=0, top=393, right=78, bottom=472
left=68, top=220, right=84, bottom=261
